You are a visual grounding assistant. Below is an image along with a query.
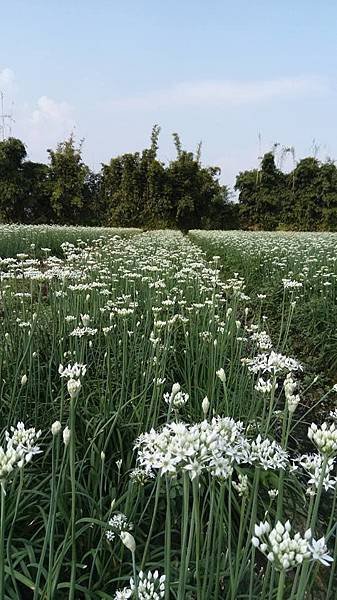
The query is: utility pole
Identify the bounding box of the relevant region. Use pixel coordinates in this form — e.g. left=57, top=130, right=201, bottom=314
left=0, top=91, right=14, bottom=140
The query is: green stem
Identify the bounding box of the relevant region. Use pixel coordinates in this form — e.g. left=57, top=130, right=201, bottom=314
left=296, top=455, right=328, bottom=598
left=6, top=471, right=23, bottom=598
left=34, top=438, right=58, bottom=600
left=132, top=551, right=138, bottom=599
left=326, top=521, right=337, bottom=598
left=164, top=477, right=171, bottom=600
left=227, top=477, right=235, bottom=598
left=202, top=477, right=215, bottom=598
left=141, top=477, right=161, bottom=569
left=214, top=482, right=225, bottom=600
left=69, top=398, right=77, bottom=600
left=276, top=570, right=285, bottom=600
left=0, top=484, right=6, bottom=599
left=193, top=477, right=201, bottom=600
left=178, top=473, right=190, bottom=600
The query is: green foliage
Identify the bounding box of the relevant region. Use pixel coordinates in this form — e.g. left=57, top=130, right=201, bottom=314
left=166, top=147, right=230, bottom=230
left=21, top=162, right=53, bottom=224
left=100, top=140, right=171, bottom=228
left=11, top=129, right=337, bottom=232
left=236, top=152, right=287, bottom=230
left=0, top=138, right=27, bottom=222
left=236, top=151, right=337, bottom=231
left=100, top=127, right=236, bottom=230
left=47, top=135, right=93, bottom=225
left=0, top=126, right=238, bottom=230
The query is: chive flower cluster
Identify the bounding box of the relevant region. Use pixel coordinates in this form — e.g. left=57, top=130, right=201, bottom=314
left=252, top=520, right=333, bottom=571
left=135, top=417, right=289, bottom=481
left=114, top=570, right=165, bottom=599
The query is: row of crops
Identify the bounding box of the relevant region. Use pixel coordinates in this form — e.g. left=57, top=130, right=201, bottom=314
left=0, top=225, right=336, bottom=598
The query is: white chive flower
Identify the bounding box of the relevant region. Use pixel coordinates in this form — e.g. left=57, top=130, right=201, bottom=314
left=5, top=422, right=42, bottom=461
left=255, top=378, right=275, bottom=394
left=308, top=422, right=337, bottom=456
left=58, top=362, right=87, bottom=380
left=252, top=520, right=332, bottom=571
left=131, top=570, right=165, bottom=599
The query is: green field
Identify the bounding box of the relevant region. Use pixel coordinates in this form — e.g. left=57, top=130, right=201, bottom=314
left=0, top=226, right=336, bottom=599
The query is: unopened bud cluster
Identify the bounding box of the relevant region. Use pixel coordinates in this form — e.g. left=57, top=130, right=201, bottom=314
left=284, top=374, right=300, bottom=413
left=252, top=520, right=333, bottom=571
left=164, top=383, right=189, bottom=409
left=308, top=422, right=337, bottom=456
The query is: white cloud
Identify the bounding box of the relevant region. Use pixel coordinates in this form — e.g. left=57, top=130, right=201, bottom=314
left=108, top=76, right=328, bottom=110
left=18, top=96, right=77, bottom=160
left=31, top=95, right=74, bottom=126
left=0, top=67, right=75, bottom=157
left=0, top=67, right=15, bottom=92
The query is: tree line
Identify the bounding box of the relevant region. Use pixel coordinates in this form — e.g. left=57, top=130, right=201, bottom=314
left=1, top=128, right=337, bottom=230
left=0, top=127, right=238, bottom=230
left=236, top=151, right=337, bottom=230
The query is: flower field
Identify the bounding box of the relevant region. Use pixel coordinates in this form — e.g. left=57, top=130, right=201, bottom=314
left=0, top=226, right=336, bottom=599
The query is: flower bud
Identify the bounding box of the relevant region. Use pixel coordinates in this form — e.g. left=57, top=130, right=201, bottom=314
left=202, top=396, right=210, bottom=416
left=67, top=378, right=81, bottom=399
left=63, top=426, right=71, bottom=446
left=171, top=383, right=181, bottom=397
left=21, top=374, right=27, bottom=386
left=216, top=368, right=226, bottom=382
left=51, top=421, right=62, bottom=435
left=120, top=531, right=136, bottom=553
left=80, top=313, right=90, bottom=326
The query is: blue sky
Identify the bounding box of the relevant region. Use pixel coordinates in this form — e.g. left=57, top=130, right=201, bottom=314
left=1, top=0, right=337, bottom=189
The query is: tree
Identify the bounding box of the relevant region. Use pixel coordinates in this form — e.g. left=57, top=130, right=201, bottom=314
left=21, top=162, right=52, bottom=223
left=291, top=158, right=322, bottom=230
left=47, top=135, right=93, bottom=224
left=101, top=152, right=143, bottom=226
left=0, top=138, right=27, bottom=222
left=236, top=152, right=287, bottom=229
left=166, top=134, right=233, bottom=230
left=101, top=126, right=171, bottom=228
left=100, top=129, right=236, bottom=230
left=318, top=161, right=337, bottom=230
left=235, top=168, right=260, bottom=228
